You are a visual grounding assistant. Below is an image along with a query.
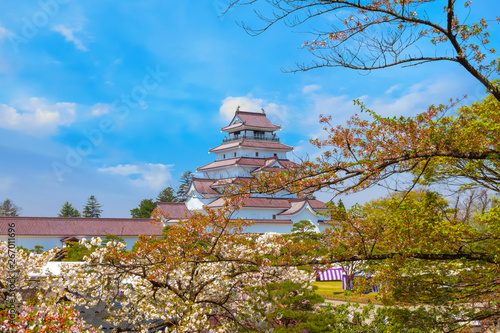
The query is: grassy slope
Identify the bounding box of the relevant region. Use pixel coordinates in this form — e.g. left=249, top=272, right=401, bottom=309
left=313, top=281, right=380, bottom=303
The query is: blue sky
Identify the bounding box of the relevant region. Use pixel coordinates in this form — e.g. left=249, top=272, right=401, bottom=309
left=0, top=0, right=497, bottom=217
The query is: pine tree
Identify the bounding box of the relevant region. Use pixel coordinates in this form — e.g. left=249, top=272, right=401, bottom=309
left=58, top=201, right=81, bottom=217
left=82, top=195, right=102, bottom=218
left=0, top=199, right=21, bottom=216
left=331, top=199, right=346, bottom=221
left=157, top=187, right=179, bottom=203
left=176, top=171, right=193, bottom=202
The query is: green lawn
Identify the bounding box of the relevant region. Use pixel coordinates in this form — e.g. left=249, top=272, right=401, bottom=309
left=313, top=281, right=380, bottom=304
left=314, top=280, right=345, bottom=295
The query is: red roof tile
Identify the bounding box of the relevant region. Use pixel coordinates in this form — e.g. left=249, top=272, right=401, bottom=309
left=278, top=201, right=306, bottom=216
left=197, top=158, right=241, bottom=171
left=197, top=157, right=297, bottom=171
left=212, top=177, right=252, bottom=187
left=209, top=140, right=293, bottom=153
left=251, top=158, right=299, bottom=173
left=0, top=217, right=163, bottom=236
left=221, top=111, right=281, bottom=132
left=208, top=197, right=328, bottom=213
left=156, top=202, right=192, bottom=220
left=208, top=197, right=292, bottom=209
left=289, top=199, right=328, bottom=210
left=246, top=219, right=293, bottom=224
left=190, top=178, right=219, bottom=195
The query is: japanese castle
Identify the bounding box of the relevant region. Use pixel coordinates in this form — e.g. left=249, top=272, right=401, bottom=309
left=158, top=109, right=329, bottom=233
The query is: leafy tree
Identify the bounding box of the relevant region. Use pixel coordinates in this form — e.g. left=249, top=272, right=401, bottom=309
left=64, top=241, right=95, bottom=262
left=130, top=198, right=156, bottom=218
left=176, top=170, right=193, bottom=201
left=82, top=195, right=102, bottom=218
left=31, top=245, right=45, bottom=255
left=58, top=201, right=81, bottom=217
left=156, top=186, right=179, bottom=202
left=0, top=198, right=21, bottom=216
left=291, top=219, right=316, bottom=233
left=289, top=220, right=320, bottom=242
left=317, top=190, right=499, bottom=330
left=258, top=280, right=392, bottom=332
left=229, top=1, right=500, bottom=329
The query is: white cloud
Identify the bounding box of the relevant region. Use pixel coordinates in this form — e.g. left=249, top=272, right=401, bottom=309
left=289, top=91, right=367, bottom=160
left=98, top=164, right=139, bottom=176
left=219, top=95, right=289, bottom=125
left=98, top=163, right=173, bottom=191
left=91, top=103, right=112, bottom=116
left=385, top=84, right=401, bottom=94
left=219, top=96, right=263, bottom=121
left=131, top=164, right=172, bottom=190
left=302, top=84, right=322, bottom=94
left=0, top=97, right=76, bottom=135
left=369, top=77, right=465, bottom=116
left=52, top=25, right=88, bottom=52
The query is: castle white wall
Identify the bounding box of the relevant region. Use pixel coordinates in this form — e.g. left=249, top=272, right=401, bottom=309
left=226, top=130, right=275, bottom=140
left=186, top=195, right=214, bottom=212
left=242, top=224, right=295, bottom=234
left=287, top=206, right=321, bottom=232
left=231, top=207, right=293, bottom=220
left=215, top=150, right=287, bottom=161
left=231, top=206, right=323, bottom=230
left=251, top=191, right=297, bottom=199
left=203, top=167, right=253, bottom=179
left=318, top=224, right=330, bottom=233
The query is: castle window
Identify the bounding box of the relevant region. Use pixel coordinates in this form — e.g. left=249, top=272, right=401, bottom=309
left=274, top=153, right=277, bottom=157
left=255, top=152, right=259, bottom=157
left=223, top=154, right=225, bottom=159
left=234, top=152, right=236, bottom=157
left=272, top=215, right=276, bottom=219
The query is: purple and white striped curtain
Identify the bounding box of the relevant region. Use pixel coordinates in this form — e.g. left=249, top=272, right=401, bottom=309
left=317, top=268, right=344, bottom=281
left=342, top=275, right=351, bottom=290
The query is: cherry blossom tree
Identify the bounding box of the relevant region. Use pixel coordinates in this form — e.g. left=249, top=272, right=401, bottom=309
left=44, top=199, right=323, bottom=332
left=0, top=242, right=100, bottom=332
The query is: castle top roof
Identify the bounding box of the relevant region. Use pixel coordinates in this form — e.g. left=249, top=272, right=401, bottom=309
left=197, top=156, right=298, bottom=172
left=221, top=111, right=281, bottom=132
